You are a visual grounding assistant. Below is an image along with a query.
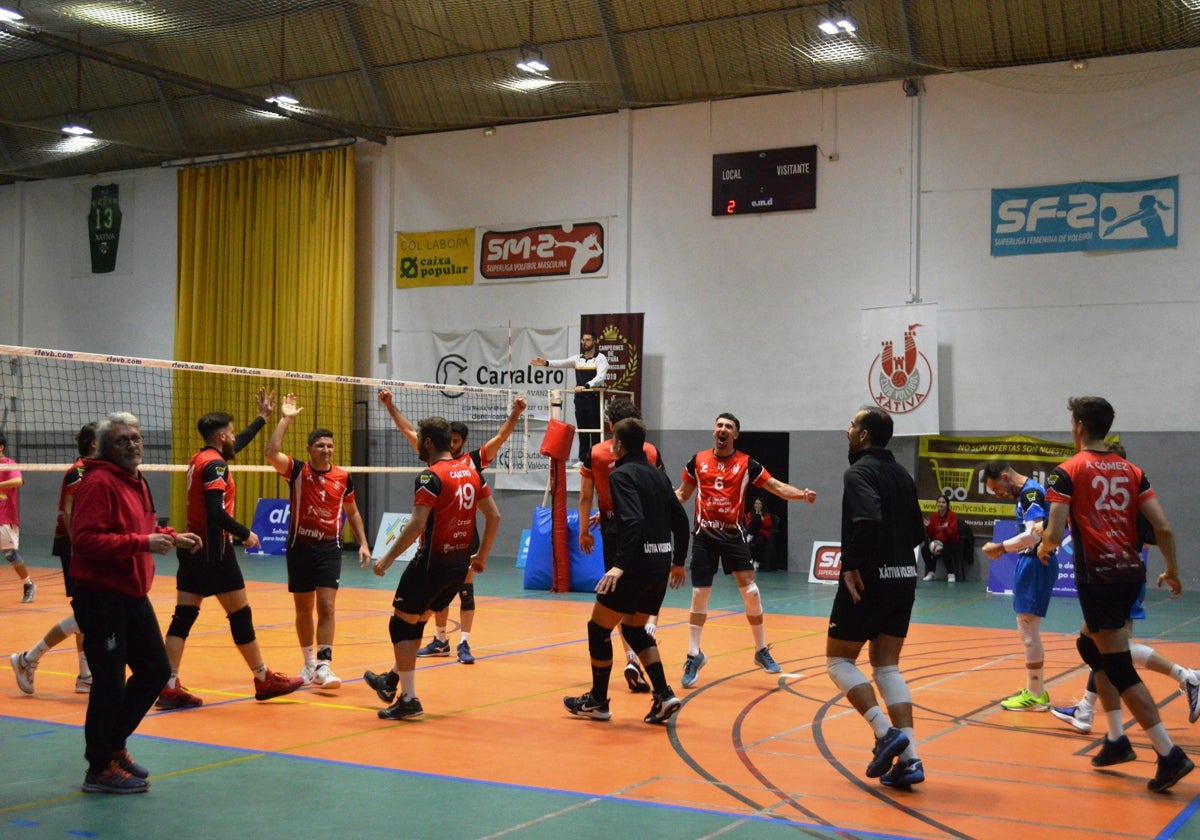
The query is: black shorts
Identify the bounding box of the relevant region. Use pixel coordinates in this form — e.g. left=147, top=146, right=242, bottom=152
left=53, top=536, right=76, bottom=597
left=286, top=542, right=343, bottom=592
left=828, top=580, right=917, bottom=642
left=689, top=531, right=754, bottom=587
left=1077, top=580, right=1143, bottom=633
left=392, top=560, right=469, bottom=617
left=175, top=543, right=246, bottom=597
left=596, top=565, right=669, bottom=616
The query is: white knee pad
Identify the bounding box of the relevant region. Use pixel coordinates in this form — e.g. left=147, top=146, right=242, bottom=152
left=827, top=657, right=870, bottom=695
left=1131, top=643, right=1152, bottom=667
left=1017, top=614, right=1043, bottom=661
left=690, top=587, right=711, bottom=615
left=740, top=582, right=762, bottom=617
left=58, top=616, right=79, bottom=636
left=873, top=664, right=912, bottom=706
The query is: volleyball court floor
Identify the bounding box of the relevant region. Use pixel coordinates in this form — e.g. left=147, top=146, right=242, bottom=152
left=3, top=546, right=1200, bottom=839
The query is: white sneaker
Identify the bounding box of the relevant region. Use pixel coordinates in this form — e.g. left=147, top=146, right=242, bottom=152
left=313, top=662, right=342, bottom=690
left=922, top=573, right=935, bottom=582
left=75, top=674, right=93, bottom=694
left=299, top=664, right=317, bottom=686
left=10, top=652, right=36, bottom=694
left=947, top=574, right=957, bottom=583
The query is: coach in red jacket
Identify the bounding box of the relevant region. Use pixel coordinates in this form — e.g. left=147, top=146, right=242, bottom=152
left=71, top=412, right=202, bottom=794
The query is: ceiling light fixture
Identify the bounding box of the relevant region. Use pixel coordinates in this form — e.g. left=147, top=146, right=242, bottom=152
left=61, top=38, right=94, bottom=136
left=818, top=1, right=856, bottom=35
left=265, top=10, right=301, bottom=108
left=516, top=44, right=549, bottom=75
left=0, top=5, right=23, bottom=22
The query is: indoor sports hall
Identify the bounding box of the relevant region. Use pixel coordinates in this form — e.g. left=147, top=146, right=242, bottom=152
left=4, top=3, right=1200, bottom=839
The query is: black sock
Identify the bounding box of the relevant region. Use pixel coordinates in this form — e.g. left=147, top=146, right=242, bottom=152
left=590, top=663, right=611, bottom=701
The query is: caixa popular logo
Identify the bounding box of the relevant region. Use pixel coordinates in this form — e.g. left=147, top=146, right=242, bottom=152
left=809, top=542, right=842, bottom=584
left=866, top=323, right=932, bottom=415
left=479, top=222, right=605, bottom=280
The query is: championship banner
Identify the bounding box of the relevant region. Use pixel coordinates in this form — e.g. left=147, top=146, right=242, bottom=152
left=475, top=219, right=609, bottom=284
left=861, top=304, right=938, bottom=436
left=991, top=176, right=1178, bottom=257
left=917, top=433, right=1077, bottom=549
left=395, top=228, right=474, bottom=288
left=88, top=183, right=122, bottom=274
left=581, top=312, right=644, bottom=407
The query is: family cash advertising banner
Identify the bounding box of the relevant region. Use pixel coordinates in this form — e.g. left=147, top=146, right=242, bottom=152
left=991, top=176, right=1178, bottom=257
left=861, top=304, right=939, bottom=437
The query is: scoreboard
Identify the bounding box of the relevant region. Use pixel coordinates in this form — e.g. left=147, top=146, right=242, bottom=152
left=711, top=145, right=818, bottom=216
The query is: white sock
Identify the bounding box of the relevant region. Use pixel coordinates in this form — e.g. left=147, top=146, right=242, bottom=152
left=252, top=663, right=269, bottom=680
left=1146, top=722, right=1174, bottom=756
left=25, top=638, right=50, bottom=664
left=688, top=624, right=703, bottom=655
left=435, top=626, right=449, bottom=642
left=1106, top=708, right=1124, bottom=741
left=900, top=726, right=918, bottom=761
left=78, top=651, right=91, bottom=678
left=751, top=624, right=766, bottom=651
left=863, top=705, right=891, bottom=738
left=459, top=632, right=470, bottom=644
left=399, top=670, right=416, bottom=700
left=302, top=645, right=316, bottom=668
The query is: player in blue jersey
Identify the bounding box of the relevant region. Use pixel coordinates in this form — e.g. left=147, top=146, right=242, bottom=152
left=981, top=462, right=1058, bottom=711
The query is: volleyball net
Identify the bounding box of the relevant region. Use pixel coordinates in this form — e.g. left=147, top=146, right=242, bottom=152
left=0, top=344, right=529, bottom=475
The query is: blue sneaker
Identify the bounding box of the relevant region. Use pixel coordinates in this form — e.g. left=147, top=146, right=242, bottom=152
left=456, top=641, right=475, bottom=665
left=681, top=651, right=706, bottom=689
left=363, top=669, right=398, bottom=703
left=880, top=757, right=925, bottom=789
left=1050, top=703, right=1093, bottom=733
left=754, top=645, right=782, bottom=674
left=1181, top=674, right=1200, bottom=724
left=867, top=727, right=910, bottom=778
left=417, top=637, right=451, bottom=657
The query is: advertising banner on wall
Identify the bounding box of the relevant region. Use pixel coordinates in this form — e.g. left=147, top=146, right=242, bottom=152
left=990, top=176, right=1178, bottom=256
left=916, top=434, right=1076, bottom=518
left=580, top=312, right=644, bottom=407
left=475, top=219, right=609, bottom=284
left=395, top=228, right=475, bottom=288
left=861, top=304, right=939, bottom=436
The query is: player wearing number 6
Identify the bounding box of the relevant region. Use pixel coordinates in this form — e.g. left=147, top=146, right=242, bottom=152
left=673, top=412, right=816, bottom=689
left=1039, top=396, right=1193, bottom=792
left=364, top=417, right=500, bottom=721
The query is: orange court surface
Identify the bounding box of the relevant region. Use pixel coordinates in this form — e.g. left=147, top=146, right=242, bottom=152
left=2, top=552, right=1199, bottom=839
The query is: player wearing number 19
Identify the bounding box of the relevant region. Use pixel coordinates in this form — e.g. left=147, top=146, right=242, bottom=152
left=365, top=417, right=500, bottom=720
left=1039, top=396, right=1193, bottom=793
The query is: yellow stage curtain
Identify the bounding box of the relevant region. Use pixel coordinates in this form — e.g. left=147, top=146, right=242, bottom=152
left=171, top=146, right=355, bottom=531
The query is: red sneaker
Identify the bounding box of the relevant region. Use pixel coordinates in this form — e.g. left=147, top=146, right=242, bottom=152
left=112, top=748, right=149, bottom=779
left=254, top=669, right=304, bottom=701
left=82, top=761, right=149, bottom=794
left=155, top=683, right=203, bottom=710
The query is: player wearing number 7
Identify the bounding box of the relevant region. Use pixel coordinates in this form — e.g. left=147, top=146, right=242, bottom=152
left=1039, top=396, right=1192, bottom=792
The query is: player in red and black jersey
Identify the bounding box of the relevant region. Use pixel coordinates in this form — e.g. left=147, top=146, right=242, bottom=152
left=579, top=398, right=665, bottom=692
left=1039, top=396, right=1192, bottom=792
left=673, top=412, right=816, bottom=689
left=266, top=394, right=372, bottom=691
left=157, top=389, right=303, bottom=711
left=365, top=417, right=501, bottom=720
left=10, top=423, right=97, bottom=696
left=379, top=389, right=524, bottom=664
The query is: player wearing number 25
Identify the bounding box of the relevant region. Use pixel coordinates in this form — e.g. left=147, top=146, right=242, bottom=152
left=1039, top=396, right=1193, bottom=793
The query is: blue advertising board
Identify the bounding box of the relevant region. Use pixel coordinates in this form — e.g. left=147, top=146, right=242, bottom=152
left=991, top=176, right=1177, bottom=256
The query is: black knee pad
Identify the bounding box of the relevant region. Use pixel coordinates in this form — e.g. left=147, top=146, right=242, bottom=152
left=458, top=583, right=475, bottom=612
left=619, top=622, right=655, bottom=655
left=1076, top=634, right=1104, bottom=672
left=1100, top=650, right=1142, bottom=694
left=167, top=605, right=201, bottom=640
left=389, top=615, right=425, bottom=643
left=227, top=606, right=256, bottom=645
left=587, top=620, right=613, bottom=662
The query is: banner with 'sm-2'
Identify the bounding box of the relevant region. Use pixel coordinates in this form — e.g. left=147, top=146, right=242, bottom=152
left=991, top=176, right=1177, bottom=256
